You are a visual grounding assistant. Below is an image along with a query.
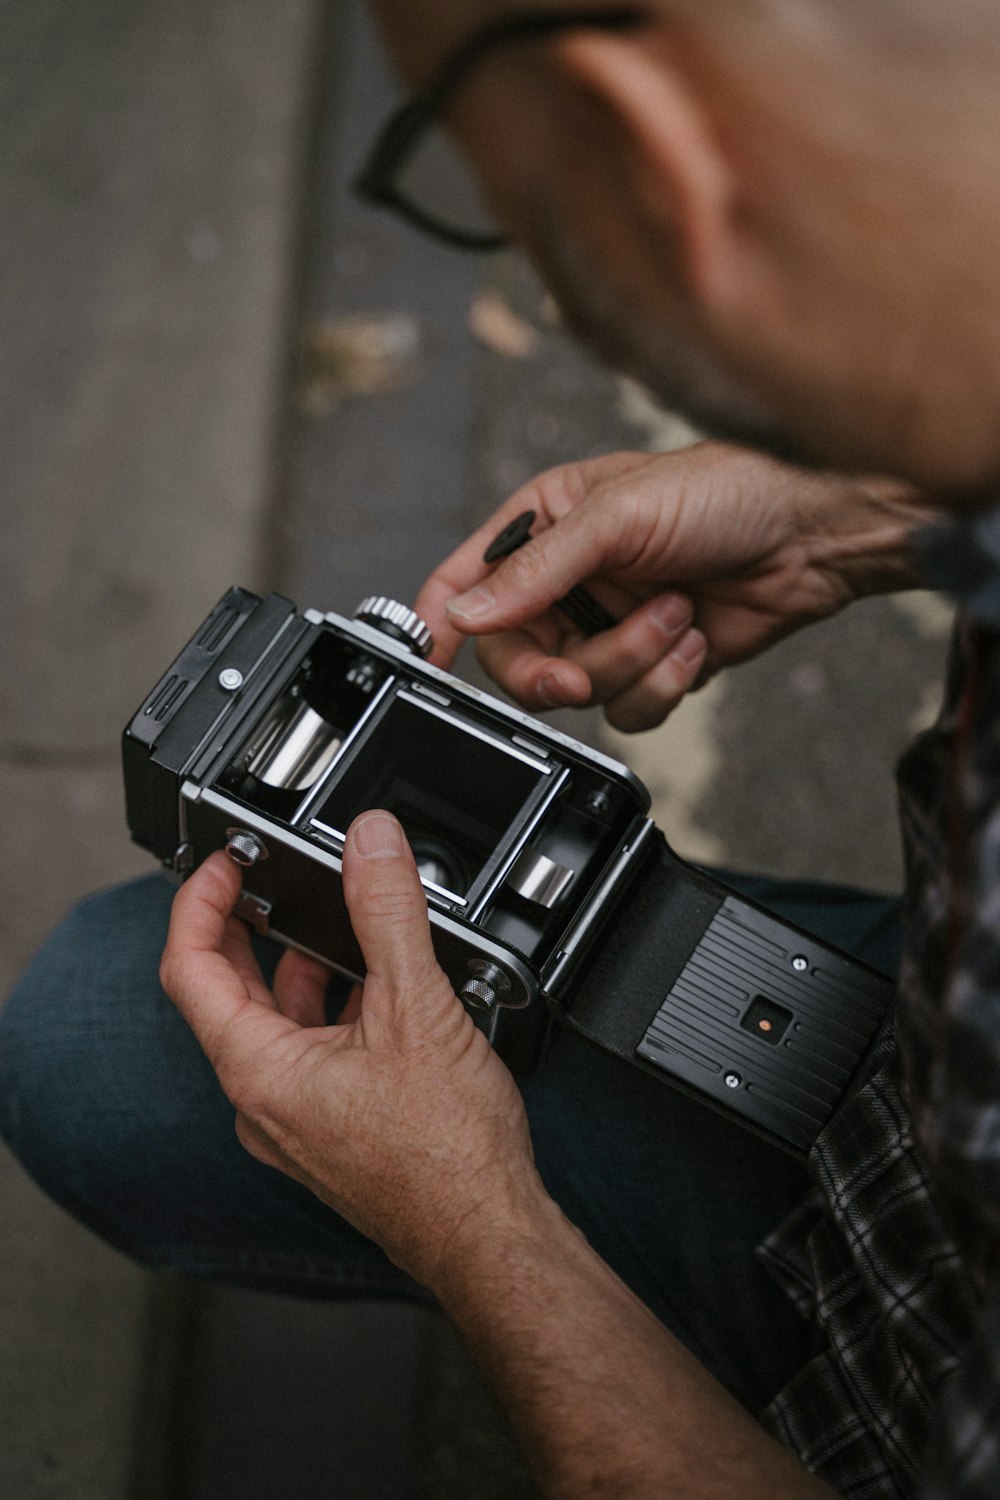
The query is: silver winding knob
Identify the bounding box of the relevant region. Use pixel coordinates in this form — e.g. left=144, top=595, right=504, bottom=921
left=354, top=596, right=433, bottom=659
left=460, top=978, right=498, bottom=1012
left=459, top=960, right=512, bottom=1013
left=225, top=830, right=268, bottom=868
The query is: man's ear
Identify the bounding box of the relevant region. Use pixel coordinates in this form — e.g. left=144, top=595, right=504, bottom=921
left=555, top=32, right=733, bottom=300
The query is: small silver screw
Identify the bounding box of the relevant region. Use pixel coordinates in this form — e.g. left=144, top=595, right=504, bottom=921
left=724, top=1072, right=741, bottom=1089
left=226, top=830, right=266, bottom=867
left=586, top=788, right=612, bottom=816
left=219, top=667, right=244, bottom=691
left=347, top=661, right=378, bottom=693
left=791, top=955, right=809, bottom=973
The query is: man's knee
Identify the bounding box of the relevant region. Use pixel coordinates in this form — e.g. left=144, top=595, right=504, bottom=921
left=0, top=877, right=211, bottom=1222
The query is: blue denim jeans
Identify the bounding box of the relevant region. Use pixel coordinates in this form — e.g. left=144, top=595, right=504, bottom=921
left=0, top=869, right=901, bottom=1416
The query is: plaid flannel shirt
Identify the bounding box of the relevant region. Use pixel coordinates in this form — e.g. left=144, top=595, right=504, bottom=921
left=756, top=510, right=1000, bottom=1498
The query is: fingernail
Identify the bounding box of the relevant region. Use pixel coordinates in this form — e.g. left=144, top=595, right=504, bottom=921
left=353, top=812, right=406, bottom=859
left=447, top=585, right=496, bottom=622
left=672, top=628, right=706, bottom=665
left=650, top=595, right=693, bottom=636
left=537, top=673, right=564, bottom=708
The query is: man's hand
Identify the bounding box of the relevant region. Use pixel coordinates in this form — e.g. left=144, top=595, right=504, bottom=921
left=415, top=443, right=935, bottom=733
left=162, top=816, right=836, bottom=1500
left=159, top=813, right=545, bottom=1288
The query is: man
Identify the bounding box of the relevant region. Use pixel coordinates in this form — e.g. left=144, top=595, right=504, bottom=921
left=2, top=0, right=999, bottom=1494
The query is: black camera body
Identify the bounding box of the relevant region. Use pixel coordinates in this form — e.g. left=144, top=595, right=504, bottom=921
left=124, top=586, right=895, bottom=1157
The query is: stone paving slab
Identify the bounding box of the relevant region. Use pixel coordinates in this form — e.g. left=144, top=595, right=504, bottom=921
left=0, top=0, right=319, bottom=752
left=272, top=0, right=483, bottom=617
left=0, top=1143, right=149, bottom=1500
left=178, top=1290, right=434, bottom=1500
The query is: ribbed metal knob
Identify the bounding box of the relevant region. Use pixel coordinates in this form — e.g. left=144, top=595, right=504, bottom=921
left=225, top=831, right=267, bottom=868
left=354, top=596, right=433, bottom=658
left=460, top=978, right=497, bottom=1012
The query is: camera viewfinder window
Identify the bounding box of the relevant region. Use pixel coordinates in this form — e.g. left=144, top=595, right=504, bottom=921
left=313, top=696, right=544, bottom=897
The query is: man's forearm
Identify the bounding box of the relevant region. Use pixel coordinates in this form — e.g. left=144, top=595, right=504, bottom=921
left=432, top=1192, right=835, bottom=1500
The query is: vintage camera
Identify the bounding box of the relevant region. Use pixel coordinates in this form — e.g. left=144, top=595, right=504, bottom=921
left=123, top=586, right=894, bottom=1158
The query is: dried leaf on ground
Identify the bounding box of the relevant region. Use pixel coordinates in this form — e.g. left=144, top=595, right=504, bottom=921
left=468, top=288, right=539, bottom=360
left=297, top=313, right=421, bottom=415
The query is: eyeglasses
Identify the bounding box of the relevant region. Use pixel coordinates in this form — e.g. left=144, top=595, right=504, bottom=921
left=352, top=7, right=646, bottom=252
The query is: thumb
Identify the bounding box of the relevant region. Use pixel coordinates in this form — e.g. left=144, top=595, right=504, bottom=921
left=342, top=812, right=449, bottom=1007
left=444, top=498, right=626, bottom=635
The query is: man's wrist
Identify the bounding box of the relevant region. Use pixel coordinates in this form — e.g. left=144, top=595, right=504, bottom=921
left=807, top=476, right=944, bottom=599
left=421, top=1172, right=575, bottom=1310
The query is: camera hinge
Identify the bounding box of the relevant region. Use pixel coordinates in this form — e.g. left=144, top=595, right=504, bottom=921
left=541, top=818, right=656, bottom=997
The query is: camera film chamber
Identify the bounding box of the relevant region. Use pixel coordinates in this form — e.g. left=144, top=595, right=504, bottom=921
left=124, top=588, right=650, bottom=1023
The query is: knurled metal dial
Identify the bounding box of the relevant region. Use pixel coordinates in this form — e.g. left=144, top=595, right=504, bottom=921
left=354, top=596, right=433, bottom=658
left=225, top=830, right=268, bottom=868
left=459, top=978, right=497, bottom=1012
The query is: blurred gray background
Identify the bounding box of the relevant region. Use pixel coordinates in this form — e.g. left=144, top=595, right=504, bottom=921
left=0, top=1, right=950, bottom=1495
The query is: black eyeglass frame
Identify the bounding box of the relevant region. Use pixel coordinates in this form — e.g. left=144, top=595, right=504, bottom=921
left=352, top=6, right=646, bottom=252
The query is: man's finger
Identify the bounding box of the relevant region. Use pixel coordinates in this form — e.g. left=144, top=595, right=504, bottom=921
left=273, top=947, right=331, bottom=1027
left=163, top=849, right=242, bottom=966
left=218, top=914, right=274, bottom=1001
left=476, top=628, right=592, bottom=710
left=167, top=852, right=277, bottom=1010
left=161, top=851, right=293, bottom=1066
left=414, top=495, right=550, bottom=670
left=413, top=452, right=649, bottom=666
left=474, top=591, right=696, bottom=710
left=444, top=487, right=641, bottom=637
left=563, top=591, right=695, bottom=703
left=413, top=570, right=473, bottom=670
left=341, top=812, right=448, bottom=1007
left=603, top=628, right=708, bottom=734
